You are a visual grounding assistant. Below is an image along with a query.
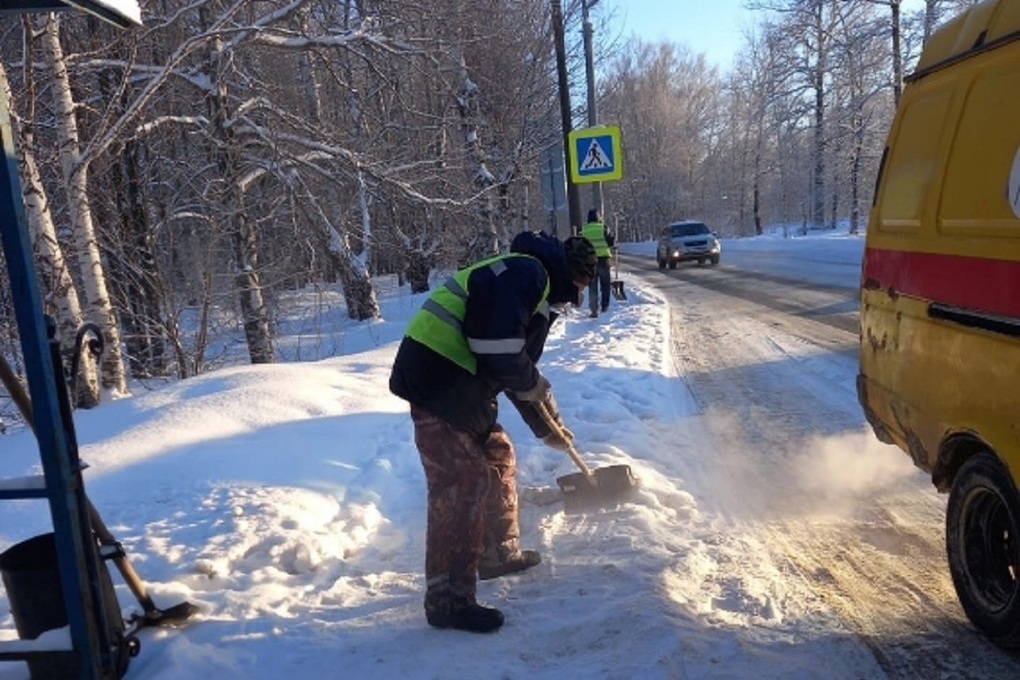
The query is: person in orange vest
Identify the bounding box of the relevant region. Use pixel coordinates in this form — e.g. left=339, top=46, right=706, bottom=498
left=580, top=209, right=615, bottom=318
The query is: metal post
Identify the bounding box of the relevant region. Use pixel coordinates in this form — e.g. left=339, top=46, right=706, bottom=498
left=0, top=5, right=137, bottom=677
left=582, top=0, right=602, bottom=218
left=552, top=0, right=581, bottom=236
left=0, top=80, right=111, bottom=680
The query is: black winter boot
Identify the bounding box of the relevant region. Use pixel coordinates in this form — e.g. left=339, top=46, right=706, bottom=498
left=478, top=550, right=542, bottom=581
left=426, top=597, right=504, bottom=633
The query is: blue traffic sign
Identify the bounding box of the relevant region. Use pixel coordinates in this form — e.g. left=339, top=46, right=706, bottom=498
left=568, top=126, right=622, bottom=183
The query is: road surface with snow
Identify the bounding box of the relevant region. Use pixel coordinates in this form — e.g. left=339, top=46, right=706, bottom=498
left=623, top=244, right=1020, bottom=679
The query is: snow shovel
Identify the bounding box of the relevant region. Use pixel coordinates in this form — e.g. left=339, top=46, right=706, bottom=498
left=88, top=498, right=199, bottom=630
left=0, top=342, right=199, bottom=630
left=610, top=248, right=627, bottom=301
left=537, top=402, right=637, bottom=513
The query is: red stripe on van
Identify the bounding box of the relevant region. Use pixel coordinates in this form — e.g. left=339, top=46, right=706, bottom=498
left=863, top=248, right=1020, bottom=318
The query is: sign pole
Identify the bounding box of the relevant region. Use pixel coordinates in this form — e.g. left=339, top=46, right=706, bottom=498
left=582, top=0, right=602, bottom=218
left=552, top=0, right=581, bottom=236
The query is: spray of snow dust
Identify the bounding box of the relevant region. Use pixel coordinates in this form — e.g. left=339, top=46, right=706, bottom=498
left=791, top=430, right=928, bottom=516
left=687, top=406, right=926, bottom=520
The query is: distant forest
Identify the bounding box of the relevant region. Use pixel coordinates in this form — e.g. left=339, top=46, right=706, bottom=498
left=0, top=0, right=979, bottom=416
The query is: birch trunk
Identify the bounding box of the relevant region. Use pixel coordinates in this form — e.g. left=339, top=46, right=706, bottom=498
left=328, top=221, right=380, bottom=321
left=453, top=48, right=497, bottom=261
left=334, top=26, right=379, bottom=320
left=810, top=8, right=827, bottom=231
left=0, top=58, right=99, bottom=407
left=42, top=14, right=128, bottom=396
left=849, top=109, right=864, bottom=234
left=924, top=0, right=938, bottom=43
left=890, top=0, right=902, bottom=107
left=302, top=192, right=380, bottom=321
left=205, top=25, right=274, bottom=364
left=344, top=173, right=381, bottom=320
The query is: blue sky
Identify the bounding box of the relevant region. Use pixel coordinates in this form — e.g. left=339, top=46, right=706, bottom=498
left=611, top=0, right=754, bottom=69
left=611, top=0, right=927, bottom=71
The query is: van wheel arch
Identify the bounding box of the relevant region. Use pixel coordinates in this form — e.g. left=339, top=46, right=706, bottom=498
left=933, top=435, right=991, bottom=493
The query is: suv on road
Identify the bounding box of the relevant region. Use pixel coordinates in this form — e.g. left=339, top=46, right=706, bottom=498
left=656, top=221, right=721, bottom=269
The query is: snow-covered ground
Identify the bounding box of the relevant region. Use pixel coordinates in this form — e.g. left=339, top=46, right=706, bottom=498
left=0, top=229, right=973, bottom=679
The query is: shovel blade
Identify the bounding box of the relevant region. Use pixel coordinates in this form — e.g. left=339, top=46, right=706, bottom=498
left=134, top=601, right=201, bottom=629
left=611, top=280, right=626, bottom=300
left=556, top=464, right=637, bottom=514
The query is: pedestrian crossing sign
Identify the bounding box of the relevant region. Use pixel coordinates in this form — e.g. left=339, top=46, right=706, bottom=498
left=568, top=125, right=623, bottom=184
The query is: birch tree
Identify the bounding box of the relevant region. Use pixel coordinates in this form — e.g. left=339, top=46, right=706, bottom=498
left=730, top=28, right=787, bottom=236
left=198, top=5, right=274, bottom=363
left=1, top=0, right=567, bottom=378
left=831, top=1, right=890, bottom=234
left=599, top=41, right=724, bottom=239
left=40, top=14, right=129, bottom=394
left=0, top=55, right=100, bottom=407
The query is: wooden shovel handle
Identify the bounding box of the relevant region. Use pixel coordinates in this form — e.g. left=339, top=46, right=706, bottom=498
left=0, top=354, right=159, bottom=615
left=535, top=401, right=594, bottom=479
left=0, top=354, right=34, bottom=427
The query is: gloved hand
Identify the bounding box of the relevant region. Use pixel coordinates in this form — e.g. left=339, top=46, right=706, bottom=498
left=542, top=417, right=575, bottom=451
left=513, top=374, right=551, bottom=402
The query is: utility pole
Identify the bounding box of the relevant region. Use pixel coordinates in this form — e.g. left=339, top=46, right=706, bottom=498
left=582, top=0, right=602, bottom=219
left=552, top=0, right=581, bottom=236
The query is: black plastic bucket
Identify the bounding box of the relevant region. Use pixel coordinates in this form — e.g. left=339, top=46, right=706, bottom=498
left=0, top=533, right=123, bottom=680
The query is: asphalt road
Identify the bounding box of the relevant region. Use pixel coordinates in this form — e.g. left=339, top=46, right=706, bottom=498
left=619, top=250, right=1020, bottom=679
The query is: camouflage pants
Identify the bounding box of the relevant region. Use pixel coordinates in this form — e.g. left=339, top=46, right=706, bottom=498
left=410, top=405, right=520, bottom=611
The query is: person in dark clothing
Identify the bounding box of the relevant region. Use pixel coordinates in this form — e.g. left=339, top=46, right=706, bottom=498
left=389, top=233, right=597, bottom=634
left=580, top=209, right=615, bottom=318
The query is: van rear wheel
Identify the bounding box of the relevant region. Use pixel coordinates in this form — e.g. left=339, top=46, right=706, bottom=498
left=946, top=451, right=1020, bottom=648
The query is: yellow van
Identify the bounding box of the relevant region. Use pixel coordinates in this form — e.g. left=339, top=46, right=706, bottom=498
left=858, top=0, right=1020, bottom=648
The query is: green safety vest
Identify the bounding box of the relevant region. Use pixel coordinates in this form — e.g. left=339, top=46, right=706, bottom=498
left=581, top=221, right=611, bottom=257
left=405, top=254, right=551, bottom=374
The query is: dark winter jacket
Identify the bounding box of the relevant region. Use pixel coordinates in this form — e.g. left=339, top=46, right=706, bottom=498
left=389, top=232, right=577, bottom=439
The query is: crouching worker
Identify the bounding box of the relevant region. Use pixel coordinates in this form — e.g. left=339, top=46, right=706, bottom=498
left=389, top=233, right=597, bottom=633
